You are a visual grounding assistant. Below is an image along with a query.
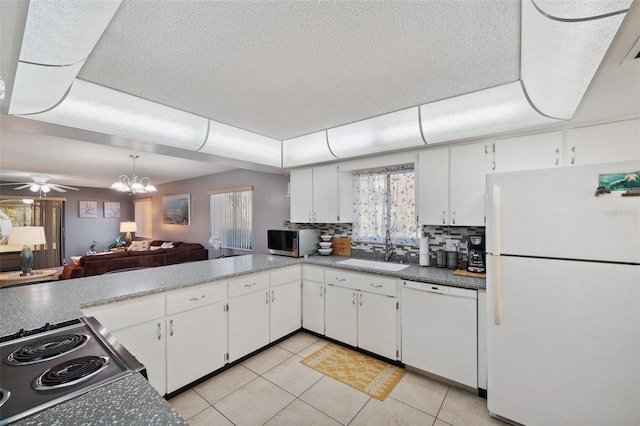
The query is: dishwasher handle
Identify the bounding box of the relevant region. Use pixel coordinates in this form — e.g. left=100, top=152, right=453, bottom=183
left=402, top=281, right=477, bottom=299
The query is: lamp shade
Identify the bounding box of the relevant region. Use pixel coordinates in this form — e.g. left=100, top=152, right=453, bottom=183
left=7, top=226, right=47, bottom=246
left=120, top=222, right=137, bottom=233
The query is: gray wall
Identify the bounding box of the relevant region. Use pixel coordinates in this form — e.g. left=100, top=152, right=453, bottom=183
left=0, top=185, right=133, bottom=262
left=137, top=169, right=289, bottom=258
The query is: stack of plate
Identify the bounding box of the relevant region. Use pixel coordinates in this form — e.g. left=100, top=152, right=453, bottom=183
left=318, top=234, right=332, bottom=255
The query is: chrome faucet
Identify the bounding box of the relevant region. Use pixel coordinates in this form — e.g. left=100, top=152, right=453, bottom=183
left=384, top=229, right=393, bottom=261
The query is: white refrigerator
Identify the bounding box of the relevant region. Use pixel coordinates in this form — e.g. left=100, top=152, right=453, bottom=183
left=485, top=161, right=640, bottom=426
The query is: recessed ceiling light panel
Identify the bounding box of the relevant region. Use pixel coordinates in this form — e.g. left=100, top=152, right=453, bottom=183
left=521, top=0, right=628, bottom=119
left=283, top=131, right=337, bottom=168
left=199, top=120, right=282, bottom=168
left=20, top=0, right=123, bottom=65
left=22, top=79, right=209, bottom=151
left=327, top=107, right=425, bottom=159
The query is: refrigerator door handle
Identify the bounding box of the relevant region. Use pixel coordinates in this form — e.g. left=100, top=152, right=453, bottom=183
left=492, top=185, right=501, bottom=255
left=494, top=255, right=503, bottom=325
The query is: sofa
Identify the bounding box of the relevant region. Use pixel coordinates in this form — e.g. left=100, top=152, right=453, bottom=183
left=59, top=240, right=208, bottom=279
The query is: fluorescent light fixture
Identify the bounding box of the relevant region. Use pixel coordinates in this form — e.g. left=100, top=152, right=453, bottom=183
left=199, top=120, right=282, bottom=168
left=20, top=0, right=123, bottom=66
left=533, top=0, right=631, bottom=20
left=327, top=107, right=425, bottom=159
left=420, top=82, right=557, bottom=144
left=283, top=131, right=337, bottom=168
left=23, top=79, right=209, bottom=151
left=521, top=0, right=628, bottom=119
left=9, top=61, right=84, bottom=115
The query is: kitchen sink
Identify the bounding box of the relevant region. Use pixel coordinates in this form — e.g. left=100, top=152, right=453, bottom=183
left=337, top=258, right=409, bottom=272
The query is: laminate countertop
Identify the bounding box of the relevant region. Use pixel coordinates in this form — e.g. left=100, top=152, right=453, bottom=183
left=0, top=254, right=484, bottom=425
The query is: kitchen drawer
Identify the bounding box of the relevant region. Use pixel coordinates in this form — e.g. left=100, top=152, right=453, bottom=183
left=270, top=265, right=301, bottom=286
left=83, top=294, right=165, bottom=332
left=166, top=281, right=227, bottom=316
left=325, top=268, right=397, bottom=297
left=228, top=272, right=269, bottom=298
left=302, top=264, right=324, bottom=282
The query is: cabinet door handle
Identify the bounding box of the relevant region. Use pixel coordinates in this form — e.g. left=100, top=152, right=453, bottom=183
left=189, top=295, right=206, bottom=302
left=452, top=210, right=456, bottom=225
left=335, top=277, right=346, bottom=282
left=266, top=291, right=269, bottom=304
left=352, top=292, right=356, bottom=305
left=442, top=211, right=446, bottom=224
left=169, top=319, right=174, bottom=337
left=369, top=283, right=383, bottom=288
left=571, top=146, right=575, bottom=164
left=309, top=213, right=312, bottom=222
left=320, top=285, right=324, bottom=297
left=359, top=292, right=363, bottom=307
left=271, top=290, right=275, bottom=303
left=492, top=161, right=495, bottom=171
left=244, top=282, right=256, bottom=288
left=157, top=322, right=162, bottom=340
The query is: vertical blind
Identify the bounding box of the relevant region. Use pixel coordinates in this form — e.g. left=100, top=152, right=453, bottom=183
left=209, top=187, right=253, bottom=251
left=134, top=197, right=153, bottom=238
left=0, top=198, right=64, bottom=268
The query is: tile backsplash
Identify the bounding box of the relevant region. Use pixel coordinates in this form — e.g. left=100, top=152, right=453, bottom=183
left=288, top=221, right=485, bottom=265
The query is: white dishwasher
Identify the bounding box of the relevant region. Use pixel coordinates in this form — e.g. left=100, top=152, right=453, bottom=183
left=401, top=280, right=478, bottom=388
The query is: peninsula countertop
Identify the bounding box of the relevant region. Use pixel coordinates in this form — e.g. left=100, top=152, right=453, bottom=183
left=0, top=253, right=484, bottom=425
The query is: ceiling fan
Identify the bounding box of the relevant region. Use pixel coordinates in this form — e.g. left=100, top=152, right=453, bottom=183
left=0, top=175, right=79, bottom=194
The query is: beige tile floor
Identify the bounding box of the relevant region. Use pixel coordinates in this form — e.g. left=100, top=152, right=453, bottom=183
left=168, top=332, right=508, bottom=426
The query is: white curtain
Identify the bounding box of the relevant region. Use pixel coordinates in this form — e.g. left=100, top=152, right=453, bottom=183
left=210, top=187, right=253, bottom=251
left=353, top=166, right=417, bottom=244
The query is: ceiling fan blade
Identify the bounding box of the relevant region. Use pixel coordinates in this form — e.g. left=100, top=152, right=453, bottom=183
left=13, top=184, right=33, bottom=190
left=0, top=182, right=31, bottom=186
left=48, top=185, right=67, bottom=192
left=49, top=183, right=79, bottom=191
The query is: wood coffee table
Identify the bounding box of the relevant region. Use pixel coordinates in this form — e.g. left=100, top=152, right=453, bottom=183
left=0, top=269, right=57, bottom=288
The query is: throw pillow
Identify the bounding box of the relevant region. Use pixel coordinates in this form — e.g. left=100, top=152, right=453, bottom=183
left=160, top=241, right=174, bottom=249
left=128, top=240, right=151, bottom=251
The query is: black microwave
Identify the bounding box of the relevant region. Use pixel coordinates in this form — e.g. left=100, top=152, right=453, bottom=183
left=267, top=229, right=320, bottom=257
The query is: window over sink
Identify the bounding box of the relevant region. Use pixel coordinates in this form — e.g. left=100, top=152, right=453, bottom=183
left=353, top=165, right=417, bottom=245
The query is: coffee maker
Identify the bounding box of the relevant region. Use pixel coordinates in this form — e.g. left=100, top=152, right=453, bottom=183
left=467, top=234, right=486, bottom=273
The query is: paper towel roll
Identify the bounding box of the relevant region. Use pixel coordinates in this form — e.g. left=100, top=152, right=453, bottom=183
left=419, top=237, right=429, bottom=266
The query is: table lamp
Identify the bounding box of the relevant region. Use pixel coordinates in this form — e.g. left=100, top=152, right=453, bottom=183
left=7, top=226, right=47, bottom=276
left=120, top=221, right=137, bottom=246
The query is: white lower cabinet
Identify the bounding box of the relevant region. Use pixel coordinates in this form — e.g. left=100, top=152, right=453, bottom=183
left=302, top=265, right=325, bottom=334
left=324, top=268, right=399, bottom=360
left=356, top=291, right=398, bottom=360
left=325, top=284, right=358, bottom=347
left=228, top=288, right=270, bottom=362
left=166, top=301, right=227, bottom=393
left=270, top=280, right=301, bottom=341
left=107, top=319, right=167, bottom=395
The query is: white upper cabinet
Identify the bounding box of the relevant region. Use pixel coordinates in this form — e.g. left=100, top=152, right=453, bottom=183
left=565, top=119, right=640, bottom=166
left=417, top=141, right=490, bottom=226
left=493, top=131, right=563, bottom=173
left=289, top=165, right=353, bottom=223
left=290, top=168, right=314, bottom=223
left=417, top=147, right=449, bottom=225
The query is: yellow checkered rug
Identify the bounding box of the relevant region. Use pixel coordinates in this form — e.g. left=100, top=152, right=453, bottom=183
left=300, top=343, right=406, bottom=400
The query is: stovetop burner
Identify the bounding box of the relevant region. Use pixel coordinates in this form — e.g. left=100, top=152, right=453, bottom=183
left=33, top=355, right=110, bottom=390
left=5, top=333, right=90, bottom=366
left=0, top=317, right=145, bottom=426
left=0, top=388, right=9, bottom=408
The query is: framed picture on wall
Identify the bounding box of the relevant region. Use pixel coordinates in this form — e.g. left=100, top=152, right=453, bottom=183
left=79, top=200, right=98, bottom=218
left=162, top=194, right=191, bottom=226
left=104, top=201, right=121, bottom=218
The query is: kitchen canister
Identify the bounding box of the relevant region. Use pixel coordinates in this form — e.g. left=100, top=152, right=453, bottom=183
left=447, top=250, right=460, bottom=269
left=419, top=236, right=429, bottom=266
left=436, top=249, right=447, bottom=268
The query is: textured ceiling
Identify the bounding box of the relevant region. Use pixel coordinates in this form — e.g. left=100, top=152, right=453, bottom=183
left=79, top=0, right=521, bottom=140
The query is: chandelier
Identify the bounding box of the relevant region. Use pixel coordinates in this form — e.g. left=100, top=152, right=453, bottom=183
left=110, top=155, right=157, bottom=194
